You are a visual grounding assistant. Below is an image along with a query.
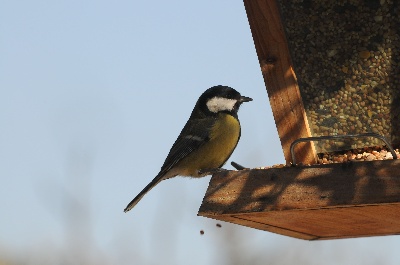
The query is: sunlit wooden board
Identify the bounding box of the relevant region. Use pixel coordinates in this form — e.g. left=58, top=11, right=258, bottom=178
left=198, top=160, right=400, bottom=240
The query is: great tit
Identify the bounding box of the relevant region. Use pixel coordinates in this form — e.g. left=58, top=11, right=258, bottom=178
left=123, top=85, right=252, bottom=212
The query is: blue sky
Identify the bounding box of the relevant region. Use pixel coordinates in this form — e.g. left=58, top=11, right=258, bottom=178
left=1, top=1, right=400, bottom=264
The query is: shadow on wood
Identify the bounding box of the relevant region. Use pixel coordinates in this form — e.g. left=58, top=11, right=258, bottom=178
left=243, top=0, right=317, bottom=164
left=198, top=160, right=400, bottom=240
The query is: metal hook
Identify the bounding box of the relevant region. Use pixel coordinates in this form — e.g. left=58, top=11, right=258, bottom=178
left=290, top=132, right=397, bottom=166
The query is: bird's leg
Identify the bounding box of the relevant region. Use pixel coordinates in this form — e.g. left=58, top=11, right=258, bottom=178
left=198, top=168, right=228, bottom=176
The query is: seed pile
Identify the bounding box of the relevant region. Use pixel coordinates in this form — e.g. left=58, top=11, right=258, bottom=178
left=316, top=146, right=400, bottom=164
left=277, top=0, right=400, bottom=152
left=256, top=146, right=399, bottom=168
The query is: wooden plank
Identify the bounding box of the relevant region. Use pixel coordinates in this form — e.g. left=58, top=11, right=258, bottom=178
left=198, top=160, right=400, bottom=240
left=243, top=0, right=316, bottom=164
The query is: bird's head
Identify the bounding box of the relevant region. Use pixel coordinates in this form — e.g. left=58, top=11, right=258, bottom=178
left=196, top=85, right=252, bottom=116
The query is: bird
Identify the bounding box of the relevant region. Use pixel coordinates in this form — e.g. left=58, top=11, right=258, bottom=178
left=123, top=85, right=252, bottom=212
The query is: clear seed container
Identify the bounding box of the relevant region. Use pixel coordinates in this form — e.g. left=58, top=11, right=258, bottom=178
left=277, top=0, right=400, bottom=152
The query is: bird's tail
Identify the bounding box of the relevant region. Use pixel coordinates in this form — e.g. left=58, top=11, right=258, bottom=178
left=123, top=172, right=168, bottom=213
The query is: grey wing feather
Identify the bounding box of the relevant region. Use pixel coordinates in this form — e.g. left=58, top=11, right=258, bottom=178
left=123, top=117, right=215, bottom=212
left=158, top=118, right=215, bottom=176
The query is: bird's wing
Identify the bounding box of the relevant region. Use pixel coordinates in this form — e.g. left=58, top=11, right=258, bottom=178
left=123, top=117, right=216, bottom=213
left=123, top=117, right=215, bottom=212
left=158, top=117, right=215, bottom=176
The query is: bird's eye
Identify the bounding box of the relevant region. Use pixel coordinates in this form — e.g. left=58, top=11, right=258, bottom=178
left=227, top=92, right=236, bottom=99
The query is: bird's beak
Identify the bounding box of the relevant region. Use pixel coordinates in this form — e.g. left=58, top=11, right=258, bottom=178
left=239, top=96, right=253, bottom=103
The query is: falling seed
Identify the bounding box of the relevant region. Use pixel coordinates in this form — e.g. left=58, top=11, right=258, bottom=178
left=200, top=230, right=204, bottom=235
left=216, top=223, right=222, bottom=228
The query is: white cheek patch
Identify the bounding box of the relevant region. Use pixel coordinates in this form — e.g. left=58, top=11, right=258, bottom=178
left=206, top=97, right=237, bottom=113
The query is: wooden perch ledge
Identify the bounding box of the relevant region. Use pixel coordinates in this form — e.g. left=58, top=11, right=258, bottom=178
left=198, top=160, right=400, bottom=240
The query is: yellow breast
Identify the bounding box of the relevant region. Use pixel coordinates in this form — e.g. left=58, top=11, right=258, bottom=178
left=178, top=113, right=241, bottom=177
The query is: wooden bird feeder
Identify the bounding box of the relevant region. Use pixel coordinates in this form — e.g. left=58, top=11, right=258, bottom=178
left=198, top=0, right=400, bottom=240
